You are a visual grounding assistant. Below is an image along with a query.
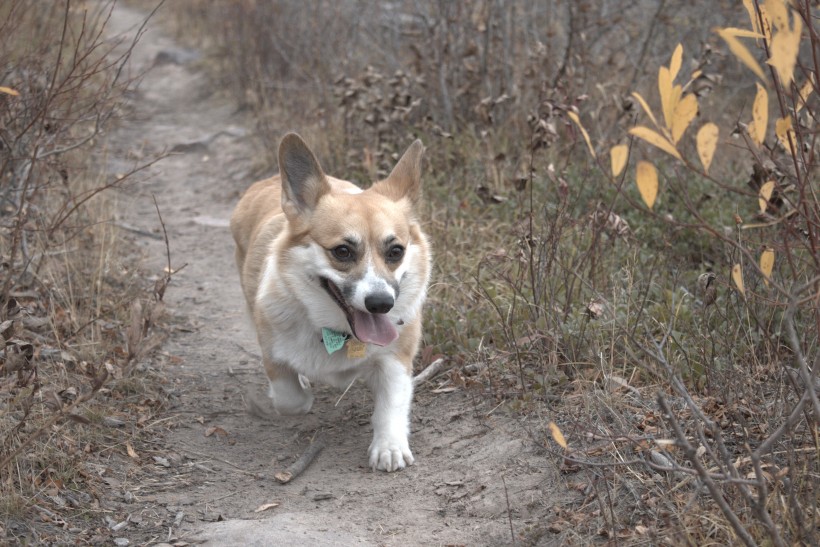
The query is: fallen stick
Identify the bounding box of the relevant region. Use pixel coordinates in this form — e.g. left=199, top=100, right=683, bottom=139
left=275, top=437, right=326, bottom=484
left=413, top=358, right=446, bottom=386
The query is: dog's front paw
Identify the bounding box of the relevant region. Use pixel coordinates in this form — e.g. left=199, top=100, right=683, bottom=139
left=368, top=435, right=414, bottom=472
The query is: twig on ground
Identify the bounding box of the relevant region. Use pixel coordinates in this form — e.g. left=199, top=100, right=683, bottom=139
left=275, top=436, right=326, bottom=484
left=413, top=357, right=447, bottom=386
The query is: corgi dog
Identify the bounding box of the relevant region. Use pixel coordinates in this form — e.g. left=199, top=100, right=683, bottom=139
left=230, top=133, right=430, bottom=472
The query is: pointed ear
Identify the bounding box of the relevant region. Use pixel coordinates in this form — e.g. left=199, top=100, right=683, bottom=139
left=278, top=133, right=330, bottom=219
left=373, top=139, right=424, bottom=205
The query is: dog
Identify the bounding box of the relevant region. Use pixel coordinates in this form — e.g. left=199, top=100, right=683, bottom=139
left=230, top=133, right=430, bottom=472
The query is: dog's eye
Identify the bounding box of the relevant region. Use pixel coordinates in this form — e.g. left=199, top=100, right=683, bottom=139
left=331, top=245, right=354, bottom=262
left=386, top=244, right=405, bottom=263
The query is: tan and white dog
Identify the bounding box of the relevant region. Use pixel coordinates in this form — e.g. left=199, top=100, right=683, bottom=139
left=230, top=133, right=430, bottom=472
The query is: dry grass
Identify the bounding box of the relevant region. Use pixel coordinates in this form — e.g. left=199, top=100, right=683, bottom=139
left=0, top=2, right=171, bottom=543
left=68, top=0, right=820, bottom=544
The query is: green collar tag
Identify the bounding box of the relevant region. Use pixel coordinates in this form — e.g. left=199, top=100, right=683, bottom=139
left=322, top=328, right=348, bottom=355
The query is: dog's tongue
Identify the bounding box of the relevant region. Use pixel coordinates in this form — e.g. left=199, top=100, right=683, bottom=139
left=352, top=310, right=398, bottom=346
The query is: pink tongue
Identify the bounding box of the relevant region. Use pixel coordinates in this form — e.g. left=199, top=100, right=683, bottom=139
left=352, top=310, right=398, bottom=346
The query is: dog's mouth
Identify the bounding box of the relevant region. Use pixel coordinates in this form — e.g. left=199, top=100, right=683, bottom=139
left=320, top=278, right=398, bottom=346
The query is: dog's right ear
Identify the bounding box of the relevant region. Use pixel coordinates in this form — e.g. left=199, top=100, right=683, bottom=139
left=279, top=133, right=330, bottom=220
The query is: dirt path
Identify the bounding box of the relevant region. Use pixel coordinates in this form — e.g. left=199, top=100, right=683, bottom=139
left=105, top=6, right=562, bottom=546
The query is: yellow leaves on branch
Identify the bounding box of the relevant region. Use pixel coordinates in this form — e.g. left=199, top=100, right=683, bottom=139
left=775, top=115, right=796, bottom=152
left=629, top=126, right=681, bottom=161
left=748, top=83, right=768, bottom=146
left=567, top=111, right=596, bottom=159
left=629, top=44, right=701, bottom=165
left=0, top=86, right=19, bottom=96
left=671, top=94, right=698, bottom=145
left=696, top=123, right=719, bottom=173
left=759, top=180, right=775, bottom=213
left=766, top=0, right=802, bottom=87
left=725, top=0, right=803, bottom=87
left=610, top=144, right=628, bottom=177
left=716, top=27, right=766, bottom=81
left=760, top=247, right=774, bottom=287
left=635, top=161, right=658, bottom=210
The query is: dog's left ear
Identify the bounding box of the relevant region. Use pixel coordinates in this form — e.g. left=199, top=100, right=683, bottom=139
left=373, top=139, right=424, bottom=206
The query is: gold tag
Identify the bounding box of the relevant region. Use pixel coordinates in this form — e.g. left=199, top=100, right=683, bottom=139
left=346, top=340, right=366, bottom=358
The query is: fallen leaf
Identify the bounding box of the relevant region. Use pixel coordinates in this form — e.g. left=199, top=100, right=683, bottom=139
left=548, top=421, right=568, bottom=449
left=126, top=442, right=139, bottom=459
left=205, top=426, right=228, bottom=437
left=253, top=502, right=280, bottom=513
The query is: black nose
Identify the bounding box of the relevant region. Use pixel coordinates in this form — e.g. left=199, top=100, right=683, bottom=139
left=365, top=293, right=394, bottom=314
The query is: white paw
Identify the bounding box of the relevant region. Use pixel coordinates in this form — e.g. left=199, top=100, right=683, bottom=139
left=268, top=378, right=314, bottom=415
left=368, top=435, right=414, bottom=472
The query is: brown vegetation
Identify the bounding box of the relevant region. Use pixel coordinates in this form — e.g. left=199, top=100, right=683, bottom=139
left=3, top=0, right=817, bottom=544
left=1, top=2, right=169, bottom=543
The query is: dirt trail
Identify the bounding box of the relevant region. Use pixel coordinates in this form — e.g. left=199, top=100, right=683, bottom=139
left=105, top=6, right=562, bottom=546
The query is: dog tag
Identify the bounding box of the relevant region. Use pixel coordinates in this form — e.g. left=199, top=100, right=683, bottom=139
left=322, top=328, right=348, bottom=355
left=346, top=340, right=366, bottom=359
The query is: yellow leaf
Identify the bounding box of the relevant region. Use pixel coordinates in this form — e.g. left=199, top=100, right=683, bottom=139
left=749, top=82, right=768, bottom=146
left=631, top=92, right=660, bottom=129
left=743, top=0, right=757, bottom=30
left=669, top=43, right=684, bottom=83
left=671, top=94, right=698, bottom=144
left=732, top=264, right=745, bottom=296
left=629, top=126, right=682, bottom=160
left=548, top=421, right=567, bottom=449
left=721, top=27, right=765, bottom=39
left=717, top=28, right=766, bottom=81
left=659, top=66, right=675, bottom=130
left=0, top=86, right=19, bottom=96
left=759, top=247, right=774, bottom=286
left=764, top=0, right=788, bottom=30
left=567, top=111, right=596, bottom=159
left=759, top=180, right=775, bottom=212
left=635, top=161, right=659, bottom=210
left=610, top=144, right=628, bottom=177
left=696, top=123, right=719, bottom=173
left=767, top=14, right=802, bottom=88
left=775, top=115, right=796, bottom=151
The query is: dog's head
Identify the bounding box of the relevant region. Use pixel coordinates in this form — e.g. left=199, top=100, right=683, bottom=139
left=276, top=133, right=429, bottom=346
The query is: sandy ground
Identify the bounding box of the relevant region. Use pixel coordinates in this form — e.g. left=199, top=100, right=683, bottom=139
left=104, top=5, right=564, bottom=546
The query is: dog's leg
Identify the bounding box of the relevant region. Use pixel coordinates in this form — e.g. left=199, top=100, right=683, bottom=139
left=264, top=358, right=314, bottom=415
left=366, top=357, right=414, bottom=472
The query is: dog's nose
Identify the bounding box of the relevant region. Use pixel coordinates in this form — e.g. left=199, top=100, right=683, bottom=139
left=365, top=293, right=394, bottom=314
